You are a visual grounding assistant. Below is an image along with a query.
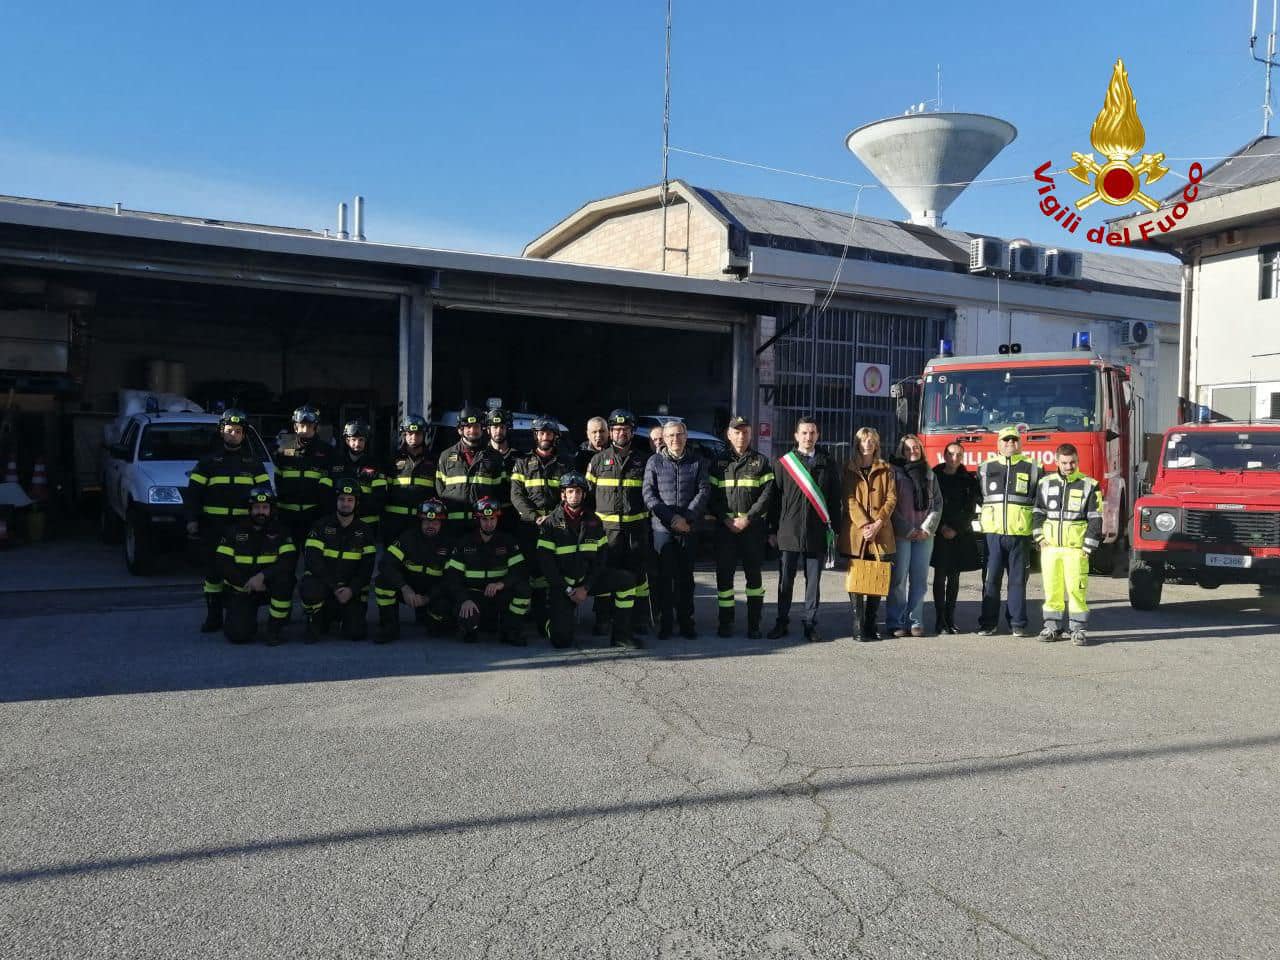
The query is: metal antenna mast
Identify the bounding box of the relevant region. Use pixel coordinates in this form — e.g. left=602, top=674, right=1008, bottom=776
left=1251, top=0, right=1279, bottom=135
left=660, top=0, right=673, bottom=271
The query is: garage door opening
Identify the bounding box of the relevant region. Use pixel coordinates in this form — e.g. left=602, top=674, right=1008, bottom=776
left=431, top=308, right=734, bottom=437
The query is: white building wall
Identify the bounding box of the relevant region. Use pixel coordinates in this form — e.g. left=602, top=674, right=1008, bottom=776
left=1191, top=243, right=1280, bottom=418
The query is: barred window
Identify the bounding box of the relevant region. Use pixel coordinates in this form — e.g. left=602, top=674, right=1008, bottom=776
left=1259, top=245, right=1280, bottom=300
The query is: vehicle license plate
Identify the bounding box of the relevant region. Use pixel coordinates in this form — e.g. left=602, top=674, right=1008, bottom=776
left=1206, top=554, right=1252, bottom=568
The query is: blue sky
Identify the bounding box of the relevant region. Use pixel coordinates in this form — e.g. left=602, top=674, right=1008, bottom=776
left=0, top=1, right=1263, bottom=254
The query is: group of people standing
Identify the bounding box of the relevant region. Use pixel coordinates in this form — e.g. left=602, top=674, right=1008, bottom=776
left=186, top=403, right=1102, bottom=650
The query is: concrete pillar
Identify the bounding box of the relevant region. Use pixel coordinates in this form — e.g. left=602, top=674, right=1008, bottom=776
left=731, top=315, right=756, bottom=420
left=398, top=286, right=433, bottom=420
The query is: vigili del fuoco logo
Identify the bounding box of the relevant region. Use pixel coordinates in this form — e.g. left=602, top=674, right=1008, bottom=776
left=1032, top=59, right=1202, bottom=246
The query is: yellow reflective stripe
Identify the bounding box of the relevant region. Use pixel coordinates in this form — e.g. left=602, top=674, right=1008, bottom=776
left=189, top=473, right=208, bottom=485
left=593, top=477, right=643, bottom=487
left=510, top=473, right=527, bottom=483
left=362, top=545, right=377, bottom=555
left=520, top=478, right=560, bottom=488
left=713, top=476, right=772, bottom=488
left=205, top=475, right=257, bottom=485
left=394, top=476, right=433, bottom=487
left=278, top=468, right=303, bottom=478
left=447, top=511, right=469, bottom=520
left=598, top=511, right=648, bottom=523
left=215, top=545, right=236, bottom=557
left=438, top=475, right=504, bottom=486
left=385, top=505, right=412, bottom=515
left=539, top=541, right=601, bottom=555
left=277, top=503, right=319, bottom=511
left=461, top=568, right=510, bottom=578
left=359, top=515, right=380, bottom=524
left=340, top=550, right=364, bottom=560
left=203, top=506, right=231, bottom=516
left=302, top=470, right=326, bottom=480
left=279, top=542, right=297, bottom=555
left=507, top=554, right=524, bottom=567
left=586, top=470, right=598, bottom=484
left=446, top=558, right=466, bottom=572
left=387, top=544, right=406, bottom=561
left=304, top=538, right=326, bottom=550
left=404, top=561, right=425, bottom=573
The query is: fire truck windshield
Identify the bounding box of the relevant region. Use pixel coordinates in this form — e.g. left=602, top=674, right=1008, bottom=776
left=1164, top=431, right=1280, bottom=472
left=922, top=366, right=1099, bottom=433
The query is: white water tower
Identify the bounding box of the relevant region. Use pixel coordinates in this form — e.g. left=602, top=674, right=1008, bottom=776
left=845, top=112, right=1017, bottom=227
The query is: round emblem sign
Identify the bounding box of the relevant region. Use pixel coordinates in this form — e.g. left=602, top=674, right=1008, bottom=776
left=863, top=366, right=883, bottom=395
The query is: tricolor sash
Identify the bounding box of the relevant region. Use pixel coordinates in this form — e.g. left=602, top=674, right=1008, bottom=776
left=778, top=450, right=836, bottom=568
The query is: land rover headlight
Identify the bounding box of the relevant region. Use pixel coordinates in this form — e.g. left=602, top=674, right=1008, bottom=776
left=1153, top=511, right=1177, bottom=533
left=148, top=486, right=183, bottom=504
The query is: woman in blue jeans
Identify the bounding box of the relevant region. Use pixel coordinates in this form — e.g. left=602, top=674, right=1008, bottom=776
left=886, top=435, right=942, bottom=637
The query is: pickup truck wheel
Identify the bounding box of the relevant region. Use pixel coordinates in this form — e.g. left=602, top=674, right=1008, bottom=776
left=100, top=494, right=124, bottom=544
left=124, top=508, right=155, bottom=575
left=1128, top=562, right=1163, bottom=611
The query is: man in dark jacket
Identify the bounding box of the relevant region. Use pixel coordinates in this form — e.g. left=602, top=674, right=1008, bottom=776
left=299, top=479, right=377, bottom=642
left=537, top=472, right=637, bottom=649
left=642, top=420, right=710, bottom=639
left=575, top=416, right=609, bottom=474
left=445, top=496, right=531, bottom=645
left=709, top=416, right=776, bottom=639
left=216, top=484, right=297, bottom=645
left=436, top=405, right=507, bottom=539
left=768, top=417, right=841, bottom=643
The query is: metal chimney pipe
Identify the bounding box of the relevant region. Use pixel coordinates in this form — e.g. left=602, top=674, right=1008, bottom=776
left=353, top=195, right=365, bottom=241
left=337, top=202, right=349, bottom=240
left=113, top=202, right=122, bottom=215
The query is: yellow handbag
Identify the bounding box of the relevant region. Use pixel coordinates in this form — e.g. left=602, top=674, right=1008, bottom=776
left=845, top=540, right=891, bottom=598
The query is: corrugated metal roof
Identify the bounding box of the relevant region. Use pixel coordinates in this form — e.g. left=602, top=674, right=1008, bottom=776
left=1160, top=136, right=1280, bottom=204
left=691, top=185, right=1180, bottom=296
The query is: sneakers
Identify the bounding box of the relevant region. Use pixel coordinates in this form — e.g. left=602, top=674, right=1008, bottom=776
left=1037, top=626, right=1062, bottom=643
left=1070, top=629, right=1091, bottom=646
left=1011, top=627, right=1031, bottom=638
left=975, top=626, right=998, bottom=636
left=909, top=626, right=924, bottom=638
left=766, top=621, right=789, bottom=640
left=892, top=628, right=907, bottom=638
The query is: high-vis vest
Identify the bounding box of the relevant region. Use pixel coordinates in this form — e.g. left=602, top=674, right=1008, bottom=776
left=510, top=451, right=573, bottom=521
left=709, top=449, right=775, bottom=521
left=436, top=442, right=507, bottom=521
left=274, top=436, right=335, bottom=513
left=974, top=454, right=1040, bottom=536
left=187, top=448, right=271, bottom=521
left=1033, top=470, right=1103, bottom=551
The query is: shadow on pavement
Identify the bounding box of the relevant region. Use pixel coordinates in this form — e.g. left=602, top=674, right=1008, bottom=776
left=3, top=728, right=1277, bottom=887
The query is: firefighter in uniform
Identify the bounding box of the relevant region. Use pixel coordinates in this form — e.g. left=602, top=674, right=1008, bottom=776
left=274, top=404, right=335, bottom=548
left=709, top=416, right=776, bottom=639
left=486, top=407, right=522, bottom=532
left=538, top=472, right=638, bottom=649
left=437, top=405, right=507, bottom=539
left=973, top=426, right=1041, bottom=637
left=510, top=416, right=573, bottom=631
left=587, top=409, right=652, bottom=635
left=186, top=408, right=271, bottom=633
left=445, top=496, right=531, bottom=645
left=1033, top=443, right=1103, bottom=646
left=216, top=484, right=297, bottom=645
left=374, top=498, right=455, bottom=642
left=383, top=414, right=436, bottom=545
left=299, top=478, right=377, bottom=642
left=331, top=419, right=388, bottom=537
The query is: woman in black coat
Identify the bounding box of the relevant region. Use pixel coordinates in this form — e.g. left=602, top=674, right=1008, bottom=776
left=930, top=441, right=982, bottom=633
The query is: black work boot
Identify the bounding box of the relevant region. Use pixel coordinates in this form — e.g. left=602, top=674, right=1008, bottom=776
left=265, top=617, right=286, bottom=646
left=377, top=605, right=399, bottom=644
left=502, top=625, right=528, bottom=647
left=200, top=595, right=224, bottom=633
left=746, top=598, right=763, bottom=640
left=717, top=613, right=734, bottom=638
left=304, top=614, right=321, bottom=644
left=342, top=604, right=367, bottom=641
left=766, top=620, right=789, bottom=640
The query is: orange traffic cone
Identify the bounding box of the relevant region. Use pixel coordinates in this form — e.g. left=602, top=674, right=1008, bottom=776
left=3, top=459, right=16, bottom=484
left=29, top=457, right=48, bottom=502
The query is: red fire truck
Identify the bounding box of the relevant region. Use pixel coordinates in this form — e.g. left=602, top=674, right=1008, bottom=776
left=914, top=336, right=1143, bottom=573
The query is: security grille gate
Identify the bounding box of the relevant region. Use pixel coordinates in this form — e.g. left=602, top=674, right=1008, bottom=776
left=770, top=303, right=947, bottom=463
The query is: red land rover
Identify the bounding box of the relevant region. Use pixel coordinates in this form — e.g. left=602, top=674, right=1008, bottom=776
left=1129, top=421, right=1280, bottom=609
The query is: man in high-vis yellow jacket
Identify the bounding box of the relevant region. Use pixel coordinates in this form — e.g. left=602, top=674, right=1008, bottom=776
left=1032, top=443, right=1103, bottom=646
left=973, top=426, right=1041, bottom=637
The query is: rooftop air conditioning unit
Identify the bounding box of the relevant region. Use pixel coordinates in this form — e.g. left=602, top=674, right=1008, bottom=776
left=1045, top=248, right=1083, bottom=281
left=1118, top=320, right=1152, bottom=346
left=968, top=237, right=1006, bottom=273
left=1008, top=241, right=1045, bottom=277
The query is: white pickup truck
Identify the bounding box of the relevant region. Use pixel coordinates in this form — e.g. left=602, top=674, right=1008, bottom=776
left=100, top=412, right=275, bottom=574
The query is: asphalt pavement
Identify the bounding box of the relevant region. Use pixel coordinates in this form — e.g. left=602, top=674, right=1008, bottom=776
left=1, top=559, right=1277, bottom=959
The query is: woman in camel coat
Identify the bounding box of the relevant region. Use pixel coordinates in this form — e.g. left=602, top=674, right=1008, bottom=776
left=836, top=426, right=897, bottom=640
